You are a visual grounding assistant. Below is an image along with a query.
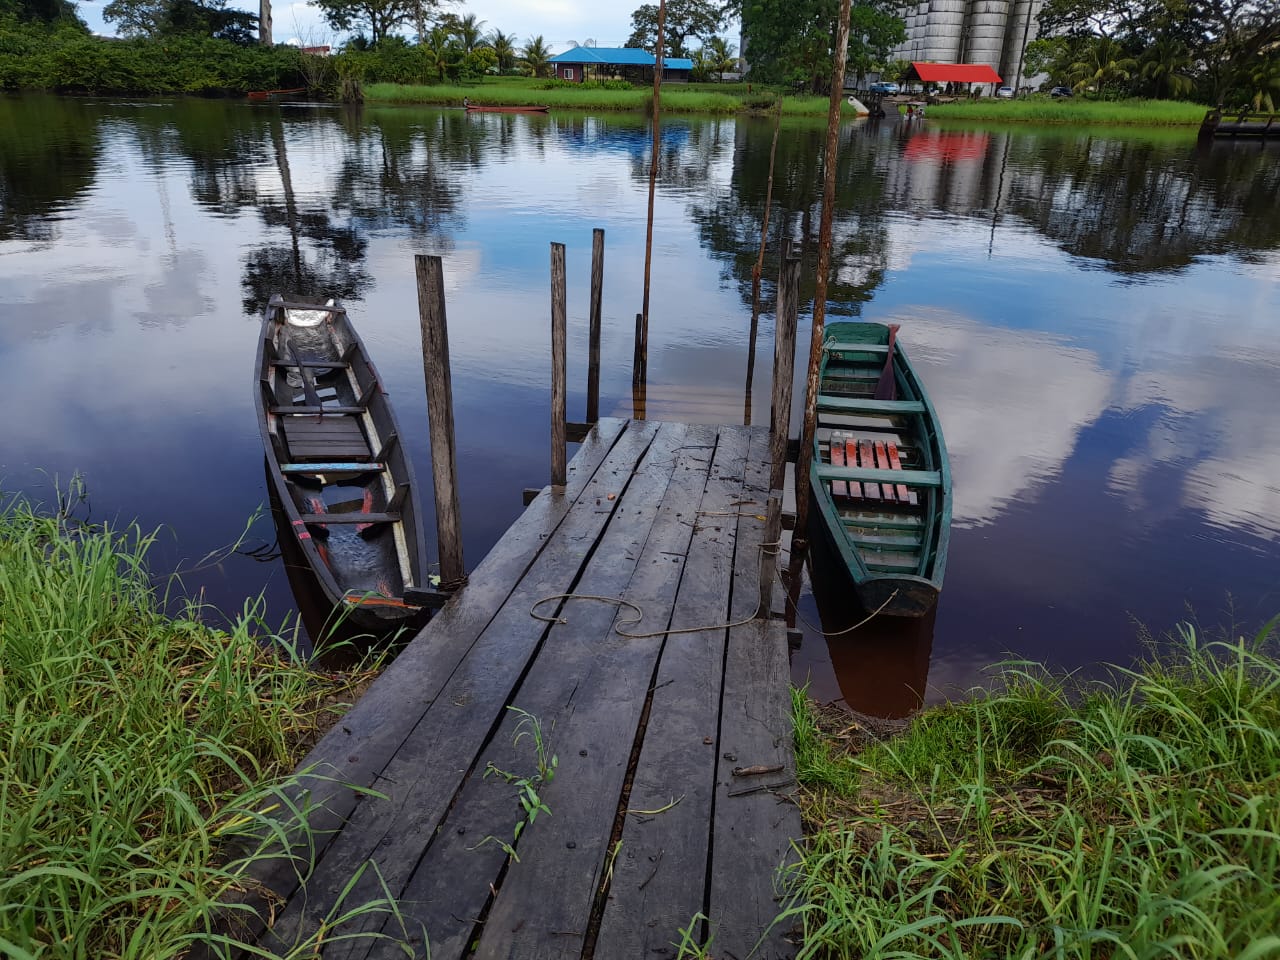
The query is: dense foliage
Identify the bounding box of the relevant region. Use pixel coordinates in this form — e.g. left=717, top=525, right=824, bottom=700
left=626, top=0, right=727, bottom=60
left=1036, top=0, right=1280, bottom=108
left=739, top=0, right=905, bottom=93
left=103, top=0, right=257, bottom=42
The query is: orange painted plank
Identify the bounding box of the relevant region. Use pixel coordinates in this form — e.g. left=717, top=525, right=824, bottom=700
left=873, top=441, right=896, bottom=503
left=858, top=440, right=880, bottom=499
left=830, top=440, right=848, bottom=498
left=886, top=441, right=911, bottom=501
left=845, top=439, right=862, bottom=498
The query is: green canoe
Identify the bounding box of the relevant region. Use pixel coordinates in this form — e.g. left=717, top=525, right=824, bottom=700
left=809, top=321, right=952, bottom=617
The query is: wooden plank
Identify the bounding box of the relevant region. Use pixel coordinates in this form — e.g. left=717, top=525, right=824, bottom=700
left=818, top=396, right=925, bottom=415
left=828, top=439, right=848, bottom=497
left=826, top=341, right=889, bottom=355
left=280, top=462, right=382, bottom=474
left=417, top=423, right=725, bottom=960
left=587, top=228, right=604, bottom=424
left=268, top=420, right=686, bottom=960
left=708, top=431, right=800, bottom=960
left=873, top=440, right=896, bottom=503
left=817, top=464, right=942, bottom=488
left=886, top=441, right=911, bottom=502
left=417, top=254, right=466, bottom=587
left=299, top=512, right=397, bottom=525
left=551, top=242, right=567, bottom=488
left=845, top=438, right=862, bottom=498
left=231, top=419, right=634, bottom=953
left=593, top=426, right=754, bottom=960
left=271, top=405, right=366, bottom=415
left=858, top=439, right=880, bottom=500
left=768, top=247, right=801, bottom=492
left=848, top=532, right=920, bottom=549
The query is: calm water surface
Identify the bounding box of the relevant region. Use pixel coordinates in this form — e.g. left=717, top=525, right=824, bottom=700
left=2, top=94, right=1277, bottom=714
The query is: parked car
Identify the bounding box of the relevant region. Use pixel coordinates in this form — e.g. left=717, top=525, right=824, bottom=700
left=996, top=85, right=1014, bottom=98
left=869, top=81, right=900, bottom=94
left=1050, top=85, right=1073, bottom=98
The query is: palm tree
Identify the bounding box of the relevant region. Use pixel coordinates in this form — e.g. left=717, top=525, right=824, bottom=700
left=489, top=29, right=518, bottom=74
left=521, top=35, right=552, bottom=78
left=703, top=36, right=736, bottom=82
left=422, top=26, right=460, bottom=82
left=1140, top=37, right=1194, bottom=99
left=1069, top=36, right=1138, bottom=97
left=451, top=13, right=488, bottom=55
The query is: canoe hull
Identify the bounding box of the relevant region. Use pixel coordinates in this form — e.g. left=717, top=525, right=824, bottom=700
left=254, top=295, right=432, bottom=636
left=464, top=104, right=549, bottom=113
left=810, top=321, right=952, bottom=619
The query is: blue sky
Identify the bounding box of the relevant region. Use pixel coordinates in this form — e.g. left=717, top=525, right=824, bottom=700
left=75, top=0, right=734, bottom=51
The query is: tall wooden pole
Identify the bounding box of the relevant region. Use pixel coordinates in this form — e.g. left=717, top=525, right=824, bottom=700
left=587, top=228, right=604, bottom=423
left=636, top=0, right=666, bottom=386
left=744, top=97, right=785, bottom=426
left=769, top=240, right=801, bottom=493
left=791, top=0, right=853, bottom=552
left=415, top=254, right=465, bottom=589
left=551, top=242, right=568, bottom=488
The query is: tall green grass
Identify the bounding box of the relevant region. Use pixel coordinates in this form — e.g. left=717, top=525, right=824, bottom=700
left=0, top=491, right=396, bottom=958
left=926, top=97, right=1207, bottom=126
left=787, top=625, right=1280, bottom=958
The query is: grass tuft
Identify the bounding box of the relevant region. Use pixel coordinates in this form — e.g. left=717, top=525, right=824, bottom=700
left=926, top=96, right=1207, bottom=126
left=787, top=622, right=1280, bottom=958
left=0, top=490, right=395, bottom=958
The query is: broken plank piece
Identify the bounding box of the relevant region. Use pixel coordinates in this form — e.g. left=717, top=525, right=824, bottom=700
left=886, top=441, right=913, bottom=504
left=338, top=422, right=704, bottom=960
left=453, top=425, right=734, bottom=960
left=845, top=438, right=862, bottom=498
left=592, top=425, right=753, bottom=960
left=232, top=418, right=637, bottom=956
left=829, top=437, right=848, bottom=497
left=873, top=440, right=896, bottom=503
left=859, top=439, right=880, bottom=500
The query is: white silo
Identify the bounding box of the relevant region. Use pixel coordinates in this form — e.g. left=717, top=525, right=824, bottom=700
left=920, top=0, right=966, bottom=63
left=1001, top=0, right=1042, bottom=89
left=963, top=0, right=1010, bottom=76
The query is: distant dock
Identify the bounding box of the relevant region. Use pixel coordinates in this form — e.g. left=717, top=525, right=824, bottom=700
left=1199, top=109, right=1280, bottom=140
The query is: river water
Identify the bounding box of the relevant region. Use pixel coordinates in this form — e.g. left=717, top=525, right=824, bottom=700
left=2, top=94, right=1277, bottom=714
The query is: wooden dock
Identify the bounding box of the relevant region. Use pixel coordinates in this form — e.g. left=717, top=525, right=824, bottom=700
left=244, top=416, right=802, bottom=959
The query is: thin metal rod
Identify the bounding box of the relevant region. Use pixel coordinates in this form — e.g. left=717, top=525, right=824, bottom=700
left=637, top=0, right=666, bottom=386
left=792, top=0, right=853, bottom=553
left=414, top=254, right=465, bottom=587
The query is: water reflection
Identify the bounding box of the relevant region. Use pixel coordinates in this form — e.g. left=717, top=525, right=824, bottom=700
left=1, top=95, right=1278, bottom=706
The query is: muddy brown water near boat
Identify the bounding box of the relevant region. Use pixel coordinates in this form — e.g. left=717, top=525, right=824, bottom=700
left=1, top=94, right=1278, bottom=713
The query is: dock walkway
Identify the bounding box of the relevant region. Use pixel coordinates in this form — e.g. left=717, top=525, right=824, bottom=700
left=248, top=417, right=802, bottom=959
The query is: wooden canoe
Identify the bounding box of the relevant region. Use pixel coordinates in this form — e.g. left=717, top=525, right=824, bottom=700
left=247, top=87, right=307, bottom=101
left=464, top=103, right=550, bottom=113
left=809, top=321, right=952, bottom=617
left=255, top=295, right=432, bottom=633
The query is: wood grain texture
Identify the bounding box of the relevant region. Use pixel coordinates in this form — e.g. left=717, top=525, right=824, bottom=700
left=551, top=242, right=567, bottom=488
left=769, top=243, right=801, bottom=492
left=416, top=254, right=465, bottom=584
left=587, top=228, right=604, bottom=424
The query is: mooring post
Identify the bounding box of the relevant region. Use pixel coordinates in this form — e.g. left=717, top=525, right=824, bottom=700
left=415, top=254, right=466, bottom=589
left=587, top=228, right=604, bottom=424
left=551, top=242, right=568, bottom=489
left=757, top=491, right=783, bottom=619
left=769, top=239, right=801, bottom=493
left=632, top=311, right=646, bottom=399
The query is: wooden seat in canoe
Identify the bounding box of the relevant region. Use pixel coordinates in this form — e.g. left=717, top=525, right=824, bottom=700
left=826, top=434, right=916, bottom=506
left=282, top=415, right=372, bottom=462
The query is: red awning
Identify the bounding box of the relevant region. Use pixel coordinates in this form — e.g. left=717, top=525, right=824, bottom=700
left=909, top=62, right=1002, bottom=84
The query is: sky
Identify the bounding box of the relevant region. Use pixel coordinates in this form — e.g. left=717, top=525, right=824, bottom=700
left=74, top=0, right=726, bottom=52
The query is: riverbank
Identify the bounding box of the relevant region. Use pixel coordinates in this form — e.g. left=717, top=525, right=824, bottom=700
left=924, top=97, right=1206, bottom=125
left=0, top=491, right=389, bottom=958
left=786, top=625, right=1280, bottom=957
left=363, top=79, right=854, bottom=116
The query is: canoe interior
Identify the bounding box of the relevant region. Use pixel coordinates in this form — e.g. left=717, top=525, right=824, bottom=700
left=811, top=321, right=952, bottom=616
left=255, top=298, right=429, bottom=629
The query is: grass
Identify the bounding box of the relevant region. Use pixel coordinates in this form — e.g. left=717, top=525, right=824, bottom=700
left=925, top=96, right=1208, bottom=126
left=362, top=78, right=858, bottom=116
left=0, top=489, right=398, bottom=959
left=785, top=623, right=1280, bottom=959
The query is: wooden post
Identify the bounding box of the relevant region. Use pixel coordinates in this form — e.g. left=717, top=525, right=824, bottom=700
left=587, top=228, right=604, bottom=424
left=757, top=491, right=782, bottom=619
left=744, top=98, right=784, bottom=426
left=637, top=0, right=666, bottom=386
left=769, top=240, right=801, bottom=494
left=792, top=0, right=853, bottom=555
left=415, top=254, right=466, bottom=589
left=551, top=242, right=568, bottom=488
left=632, top=311, right=646, bottom=403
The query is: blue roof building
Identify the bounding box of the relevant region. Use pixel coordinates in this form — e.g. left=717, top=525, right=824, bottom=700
left=548, top=46, right=694, bottom=84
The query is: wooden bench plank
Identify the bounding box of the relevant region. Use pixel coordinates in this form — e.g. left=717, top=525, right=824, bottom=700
left=260, top=420, right=684, bottom=959
left=818, top=396, right=924, bottom=415
left=828, top=437, right=848, bottom=498
left=229, top=418, right=634, bottom=956
left=826, top=341, right=889, bottom=354
left=858, top=439, right=880, bottom=500
left=874, top=440, right=895, bottom=503
left=299, top=512, right=397, bottom=525
left=886, top=441, right=911, bottom=502
left=271, top=405, right=367, bottom=415
left=591, top=426, right=754, bottom=960
left=280, top=462, right=382, bottom=473
left=816, top=465, right=942, bottom=487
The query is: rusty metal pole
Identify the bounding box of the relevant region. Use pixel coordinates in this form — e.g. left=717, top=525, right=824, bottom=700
left=792, top=0, right=854, bottom=555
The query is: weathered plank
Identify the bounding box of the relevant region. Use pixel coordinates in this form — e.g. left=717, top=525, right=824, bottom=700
left=267, top=420, right=683, bottom=959
left=592, top=425, right=752, bottom=959
left=551, top=242, right=567, bottom=488
left=355, top=421, right=708, bottom=960
left=707, top=429, right=801, bottom=960
left=586, top=227, right=604, bottom=424
left=237, top=418, right=635, bottom=952
left=465, top=424, right=731, bottom=959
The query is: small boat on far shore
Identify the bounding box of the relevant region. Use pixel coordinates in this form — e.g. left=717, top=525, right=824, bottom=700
left=463, top=103, right=550, bottom=113
left=247, top=87, right=307, bottom=101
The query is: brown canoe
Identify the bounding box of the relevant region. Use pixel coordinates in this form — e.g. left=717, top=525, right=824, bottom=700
left=464, top=104, right=550, bottom=113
